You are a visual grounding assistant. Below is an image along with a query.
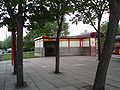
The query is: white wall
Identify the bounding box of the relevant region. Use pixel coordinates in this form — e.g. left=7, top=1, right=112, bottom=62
left=35, top=41, right=38, bottom=48
left=39, top=40, right=43, bottom=47
left=35, top=40, right=43, bottom=48
left=83, top=41, right=89, bottom=47
left=70, top=41, right=80, bottom=47
left=35, top=39, right=90, bottom=48
left=60, top=41, right=68, bottom=47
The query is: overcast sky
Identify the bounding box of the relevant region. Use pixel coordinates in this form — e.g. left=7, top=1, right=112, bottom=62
left=0, top=14, right=109, bottom=41
left=66, top=13, right=109, bottom=36
left=0, top=27, right=27, bottom=41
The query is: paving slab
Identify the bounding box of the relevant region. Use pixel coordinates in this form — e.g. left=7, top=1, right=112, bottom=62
left=0, top=56, right=120, bottom=90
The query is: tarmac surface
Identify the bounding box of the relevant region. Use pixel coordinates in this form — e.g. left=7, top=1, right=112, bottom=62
left=0, top=56, right=120, bottom=90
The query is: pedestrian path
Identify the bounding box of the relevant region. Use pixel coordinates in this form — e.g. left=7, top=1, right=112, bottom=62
left=0, top=56, right=120, bottom=90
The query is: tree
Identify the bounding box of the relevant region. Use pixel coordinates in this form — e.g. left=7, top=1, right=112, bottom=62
left=1, top=36, right=11, bottom=49
left=0, top=41, right=5, bottom=49
left=0, top=41, right=2, bottom=49
left=73, top=0, right=108, bottom=60
left=23, top=21, right=69, bottom=52
left=0, top=0, right=30, bottom=87
left=0, top=1, right=72, bottom=82
left=0, top=0, right=53, bottom=86
left=7, top=2, right=24, bottom=86
left=27, top=20, right=69, bottom=38
left=101, top=22, right=120, bottom=36
left=23, top=36, right=34, bottom=52
left=30, top=0, right=76, bottom=73
left=92, top=0, right=120, bottom=90
left=43, top=0, right=75, bottom=73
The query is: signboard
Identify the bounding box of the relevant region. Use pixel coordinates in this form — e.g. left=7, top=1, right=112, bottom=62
left=90, top=37, right=96, bottom=56
left=90, top=38, right=95, bottom=47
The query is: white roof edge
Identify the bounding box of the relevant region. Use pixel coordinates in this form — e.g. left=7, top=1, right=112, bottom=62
left=34, top=36, right=42, bottom=41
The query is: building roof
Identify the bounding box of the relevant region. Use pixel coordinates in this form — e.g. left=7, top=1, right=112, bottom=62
left=34, top=32, right=105, bottom=41
left=68, top=32, right=105, bottom=39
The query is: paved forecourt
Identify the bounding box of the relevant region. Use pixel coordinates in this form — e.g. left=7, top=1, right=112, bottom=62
left=0, top=56, right=120, bottom=90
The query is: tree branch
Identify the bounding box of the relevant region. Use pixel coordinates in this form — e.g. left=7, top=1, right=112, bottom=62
left=90, top=1, right=99, bottom=15
left=83, top=11, right=98, bottom=31
left=18, top=4, right=23, bottom=15
left=100, top=0, right=105, bottom=15
left=23, top=1, right=27, bottom=21
left=4, top=0, right=16, bottom=20
left=59, top=15, right=64, bottom=30
left=56, top=15, right=60, bottom=27
left=101, top=0, right=108, bottom=15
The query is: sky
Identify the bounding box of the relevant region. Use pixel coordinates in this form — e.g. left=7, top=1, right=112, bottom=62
left=0, top=14, right=109, bottom=41
left=66, top=13, right=109, bottom=36
left=0, top=27, right=27, bottom=41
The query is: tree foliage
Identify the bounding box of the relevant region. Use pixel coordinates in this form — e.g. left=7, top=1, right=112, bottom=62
left=26, top=20, right=69, bottom=39
left=101, top=22, right=120, bottom=36
left=23, top=38, right=34, bottom=52
left=73, top=0, right=109, bottom=60
left=0, top=36, right=11, bottom=49
left=23, top=20, right=69, bottom=52
left=73, top=0, right=108, bottom=26
left=0, top=41, right=2, bottom=49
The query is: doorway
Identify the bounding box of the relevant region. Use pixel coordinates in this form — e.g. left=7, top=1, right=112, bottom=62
left=44, top=41, right=56, bottom=56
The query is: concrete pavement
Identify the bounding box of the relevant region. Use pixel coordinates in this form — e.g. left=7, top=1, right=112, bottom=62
left=0, top=56, right=120, bottom=90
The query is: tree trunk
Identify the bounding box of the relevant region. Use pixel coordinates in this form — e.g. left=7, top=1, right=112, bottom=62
left=97, top=16, right=102, bottom=60
left=55, top=32, right=60, bottom=73
left=55, top=16, right=64, bottom=74
left=12, top=30, right=17, bottom=74
left=16, top=17, right=24, bottom=87
left=118, top=0, right=120, bottom=19
left=92, top=0, right=119, bottom=90
left=4, top=0, right=24, bottom=87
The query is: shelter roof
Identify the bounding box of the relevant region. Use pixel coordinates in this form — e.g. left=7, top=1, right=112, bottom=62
left=34, top=32, right=105, bottom=41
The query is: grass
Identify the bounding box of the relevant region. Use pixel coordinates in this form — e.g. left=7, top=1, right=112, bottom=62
left=1, top=52, right=40, bottom=60
left=1, top=54, right=11, bottom=60
left=23, top=52, right=40, bottom=59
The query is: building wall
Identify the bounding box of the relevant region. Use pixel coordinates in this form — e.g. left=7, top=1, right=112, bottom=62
left=60, top=41, right=68, bottom=47
left=39, top=40, right=43, bottom=47
left=34, top=38, right=91, bottom=56
left=34, top=47, right=90, bottom=56
left=35, top=48, right=44, bottom=56
left=83, top=40, right=89, bottom=47
left=35, top=40, right=43, bottom=48
left=70, top=41, right=80, bottom=47
left=80, top=47, right=91, bottom=55
left=60, top=47, right=90, bottom=56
